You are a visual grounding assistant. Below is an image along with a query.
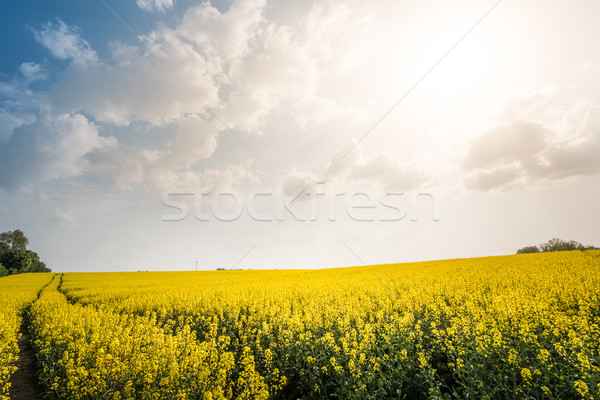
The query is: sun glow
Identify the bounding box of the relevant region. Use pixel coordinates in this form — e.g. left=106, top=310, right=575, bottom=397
left=410, top=32, right=491, bottom=106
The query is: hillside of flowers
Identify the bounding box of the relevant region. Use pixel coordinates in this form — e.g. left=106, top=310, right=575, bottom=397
left=1, top=251, right=599, bottom=399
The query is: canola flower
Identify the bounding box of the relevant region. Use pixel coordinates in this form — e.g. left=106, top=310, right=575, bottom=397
left=27, top=251, right=600, bottom=399
left=30, top=275, right=263, bottom=400
left=0, top=273, right=55, bottom=399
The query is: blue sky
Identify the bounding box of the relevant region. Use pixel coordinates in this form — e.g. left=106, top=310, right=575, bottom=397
left=1, top=0, right=599, bottom=271
left=0, top=1, right=237, bottom=80
left=2, top=1, right=136, bottom=77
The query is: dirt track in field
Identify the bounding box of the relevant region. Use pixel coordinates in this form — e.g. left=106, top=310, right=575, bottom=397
left=9, top=317, right=43, bottom=400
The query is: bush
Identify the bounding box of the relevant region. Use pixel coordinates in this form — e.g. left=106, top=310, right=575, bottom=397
left=540, top=238, right=584, bottom=252
left=517, top=238, right=599, bottom=254
left=516, top=246, right=540, bottom=254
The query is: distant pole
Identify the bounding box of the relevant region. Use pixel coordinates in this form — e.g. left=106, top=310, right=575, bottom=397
left=195, top=261, right=198, bottom=271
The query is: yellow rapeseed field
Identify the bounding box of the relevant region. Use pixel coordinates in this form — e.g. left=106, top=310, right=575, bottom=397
left=8, top=251, right=600, bottom=398
left=0, top=273, right=55, bottom=399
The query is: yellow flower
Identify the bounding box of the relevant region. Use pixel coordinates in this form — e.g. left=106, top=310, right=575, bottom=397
left=8, top=250, right=599, bottom=400
left=521, top=368, right=532, bottom=381
left=537, top=349, right=550, bottom=364
left=541, top=386, right=551, bottom=396
left=508, top=349, right=518, bottom=364
left=574, top=380, right=588, bottom=397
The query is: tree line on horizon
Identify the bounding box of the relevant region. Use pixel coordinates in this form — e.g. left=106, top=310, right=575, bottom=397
left=517, top=237, right=599, bottom=254
left=0, top=229, right=51, bottom=276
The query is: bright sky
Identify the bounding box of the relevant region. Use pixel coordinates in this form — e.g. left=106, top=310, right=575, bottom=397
left=1, top=0, right=599, bottom=272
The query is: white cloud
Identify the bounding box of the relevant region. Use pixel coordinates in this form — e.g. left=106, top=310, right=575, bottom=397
left=463, top=94, right=600, bottom=191
left=465, top=165, right=522, bottom=192
left=0, top=109, right=33, bottom=144
left=19, top=62, right=47, bottom=83
left=324, top=144, right=422, bottom=191
left=201, top=161, right=259, bottom=192
left=50, top=209, right=77, bottom=228
left=463, top=121, right=550, bottom=172
left=278, top=144, right=425, bottom=205
left=179, top=0, right=265, bottom=61
left=281, top=168, right=319, bottom=197
left=33, top=19, right=97, bottom=65
left=165, top=114, right=219, bottom=166
left=83, top=115, right=253, bottom=193
left=10, top=1, right=372, bottom=197
left=218, top=0, right=368, bottom=132
left=544, top=108, right=600, bottom=178
left=144, top=159, right=258, bottom=196
left=3, top=1, right=400, bottom=195
left=141, top=115, right=221, bottom=191
left=0, top=113, right=115, bottom=189
left=46, top=1, right=366, bottom=133
left=0, top=81, right=46, bottom=143
left=50, top=34, right=221, bottom=126
left=136, top=0, right=174, bottom=12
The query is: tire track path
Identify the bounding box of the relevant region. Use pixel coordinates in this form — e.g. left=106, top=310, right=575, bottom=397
left=9, top=274, right=57, bottom=400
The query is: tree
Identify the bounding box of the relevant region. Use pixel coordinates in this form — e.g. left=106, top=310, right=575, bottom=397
left=0, top=229, right=29, bottom=252
left=540, top=238, right=585, bottom=252
left=0, top=250, right=36, bottom=274
left=516, top=246, right=540, bottom=254
left=31, top=260, right=51, bottom=273
left=517, top=238, right=599, bottom=254
left=0, top=229, right=51, bottom=275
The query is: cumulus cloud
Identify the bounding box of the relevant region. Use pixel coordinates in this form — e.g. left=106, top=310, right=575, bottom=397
left=164, top=114, right=219, bottom=167
left=179, top=0, right=265, bottom=61
left=33, top=19, right=97, bottom=65
left=464, top=165, right=522, bottom=192
left=200, top=161, right=260, bottom=192
left=279, top=144, right=424, bottom=203
left=141, top=115, right=222, bottom=191
left=84, top=115, right=245, bottom=193
left=0, top=113, right=115, bottom=189
left=50, top=209, right=77, bottom=228
left=280, top=169, right=319, bottom=197
left=463, top=122, right=550, bottom=172
left=218, top=1, right=367, bottom=132
left=0, top=80, right=46, bottom=143
left=136, top=0, right=174, bottom=12
left=147, top=160, right=258, bottom=196
left=50, top=36, right=221, bottom=126
left=2, top=1, right=373, bottom=193
left=544, top=107, right=600, bottom=178
left=324, top=144, right=421, bottom=191
left=45, top=2, right=270, bottom=129
left=19, top=62, right=47, bottom=83
left=463, top=95, right=600, bottom=191
left=45, top=0, right=362, bottom=132
left=0, top=108, right=34, bottom=144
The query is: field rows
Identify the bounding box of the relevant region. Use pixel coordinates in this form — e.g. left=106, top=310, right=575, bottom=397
left=1, top=251, right=599, bottom=399
left=0, top=273, right=55, bottom=399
